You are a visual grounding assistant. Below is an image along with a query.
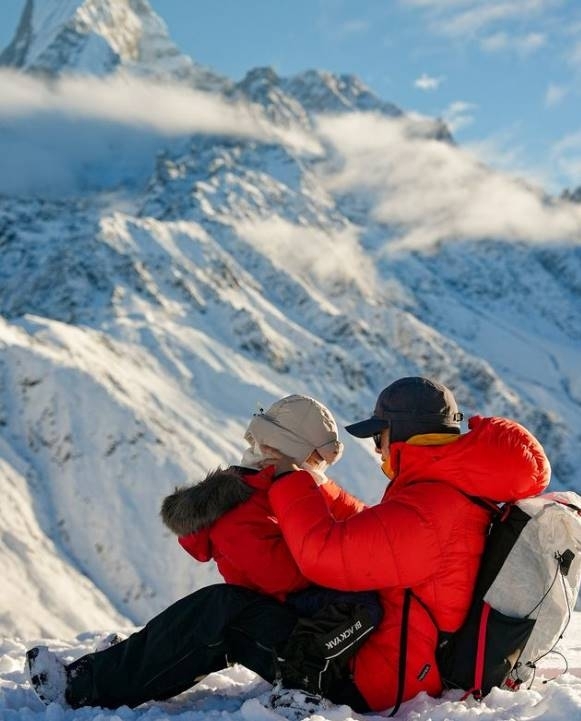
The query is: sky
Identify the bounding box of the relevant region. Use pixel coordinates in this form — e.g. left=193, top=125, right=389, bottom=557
left=1, top=0, right=580, bottom=194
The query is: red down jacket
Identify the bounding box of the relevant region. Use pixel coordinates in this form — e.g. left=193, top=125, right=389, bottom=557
left=162, top=464, right=365, bottom=601
left=269, top=416, right=551, bottom=711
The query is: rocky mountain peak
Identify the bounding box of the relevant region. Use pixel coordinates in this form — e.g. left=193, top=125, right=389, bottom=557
left=0, top=0, right=229, bottom=89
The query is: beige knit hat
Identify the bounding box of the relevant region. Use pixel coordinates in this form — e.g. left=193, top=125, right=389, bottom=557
left=243, top=395, right=343, bottom=467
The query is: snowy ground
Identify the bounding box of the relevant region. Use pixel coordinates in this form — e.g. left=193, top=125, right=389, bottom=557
left=1, top=613, right=580, bottom=721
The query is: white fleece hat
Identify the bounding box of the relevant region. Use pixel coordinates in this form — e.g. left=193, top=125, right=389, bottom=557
left=243, top=395, right=344, bottom=467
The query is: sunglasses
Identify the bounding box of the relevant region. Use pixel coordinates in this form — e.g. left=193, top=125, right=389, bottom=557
left=373, top=432, right=384, bottom=450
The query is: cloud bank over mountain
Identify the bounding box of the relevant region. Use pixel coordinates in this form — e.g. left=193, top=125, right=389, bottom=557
left=318, top=113, right=581, bottom=248
left=0, top=69, right=320, bottom=195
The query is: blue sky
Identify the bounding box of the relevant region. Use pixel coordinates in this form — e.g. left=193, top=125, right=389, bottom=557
left=1, top=0, right=580, bottom=193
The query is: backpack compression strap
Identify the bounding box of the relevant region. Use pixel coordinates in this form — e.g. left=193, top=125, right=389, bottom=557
left=460, top=601, right=492, bottom=701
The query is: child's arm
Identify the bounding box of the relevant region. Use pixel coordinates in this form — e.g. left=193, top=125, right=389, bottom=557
left=318, top=478, right=366, bottom=520
left=216, top=512, right=310, bottom=599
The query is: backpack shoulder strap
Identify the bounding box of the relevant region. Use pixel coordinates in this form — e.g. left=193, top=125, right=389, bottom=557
left=460, top=493, right=503, bottom=515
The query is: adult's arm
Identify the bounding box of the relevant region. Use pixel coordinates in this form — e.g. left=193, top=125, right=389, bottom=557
left=269, top=470, right=441, bottom=590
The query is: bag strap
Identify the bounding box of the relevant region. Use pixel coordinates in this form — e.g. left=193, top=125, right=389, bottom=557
left=461, top=493, right=502, bottom=515
left=460, top=601, right=492, bottom=701
left=389, top=588, right=412, bottom=717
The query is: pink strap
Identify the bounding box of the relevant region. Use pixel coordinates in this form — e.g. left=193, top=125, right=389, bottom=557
left=461, top=602, right=491, bottom=701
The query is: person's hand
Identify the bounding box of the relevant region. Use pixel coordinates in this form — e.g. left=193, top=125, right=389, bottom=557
left=273, top=455, right=300, bottom=478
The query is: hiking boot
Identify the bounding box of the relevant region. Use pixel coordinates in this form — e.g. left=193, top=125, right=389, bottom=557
left=269, top=682, right=329, bottom=720
left=25, top=646, right=69, bottom=706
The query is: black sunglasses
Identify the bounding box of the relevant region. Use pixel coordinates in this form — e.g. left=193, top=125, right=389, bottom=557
left=373, top=432, right=383, bottom=450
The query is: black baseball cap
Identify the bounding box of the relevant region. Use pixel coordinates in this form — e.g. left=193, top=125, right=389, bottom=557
left=345, top=377, right=463, bottom=443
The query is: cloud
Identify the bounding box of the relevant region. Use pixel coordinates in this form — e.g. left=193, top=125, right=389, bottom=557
left=480, top=31, right=510, bottom=51
left=481, top=31, right=546, bottom=54
left=400, top=0, right=560, bottom=39
left=233, top=217, right=377, bottom=294
left=569, top=39, right=581, bottom=67
left=316, top=112, right=581, bottom=249
left=466, top=131, right=554, bottom=189
left=337, top=19, right=370, bottom=37
left=0, top=70, right=319, bottom=151
left=442, top=100, right=477, bottom=132
left=437, top=3, right=521, bottom=36
left=551, top=131, right=581, bottom=186
left=517, top=31, right=547, bottom=52
left=0, top=70, right=321, bottom=195
left=545, top=83, right=569, bottom=107
left=414, top=73, right=444, bottom=91
left=316, top=4, right=370, bottom=41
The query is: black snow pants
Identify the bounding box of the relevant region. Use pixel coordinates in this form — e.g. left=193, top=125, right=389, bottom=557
left=64, top=584, right=368, bottom=711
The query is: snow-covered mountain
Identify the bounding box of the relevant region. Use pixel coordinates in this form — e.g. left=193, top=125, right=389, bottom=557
left=0, top=0, right=580, bottom=642
left=563, top=186, right=581, bottom=203
left=0, top=0, right=227, bottom=88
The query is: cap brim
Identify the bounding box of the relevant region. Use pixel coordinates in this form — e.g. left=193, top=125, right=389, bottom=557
left=345, top=417, right=389, bottom=438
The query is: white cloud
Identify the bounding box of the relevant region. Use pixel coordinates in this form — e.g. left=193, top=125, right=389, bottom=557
left=0, top=69, right=322, bottom=195
left=551, top=131, right=581, bottom=186
left=316, top=112, right=581, bottom=249
left=480, top=31, right=509, bottom=51
left=481, top=31, right=546, bottom=54
left=517, top=32, right=546, bottom=53
left=414, top=73, right=444, bottom=91
left=569, top=39, right=581, bottom=67
left=545, top=83, right=569, bottom=107
left=400, top=0, right=559, bottom=39
left=438, top=3, right=520, bottom=36
left=337, top=19, right=370, bottom=37
left=442, top=100, right=477, bottom=132
left=0, top=70, right=320, bottom=153
left=466, top=131, right=555, bottom=189
left=234, top=217, right=377, bottom=294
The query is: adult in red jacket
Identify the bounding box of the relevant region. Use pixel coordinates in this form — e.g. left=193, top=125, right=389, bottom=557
left=268, top=377, right=551, bottom=713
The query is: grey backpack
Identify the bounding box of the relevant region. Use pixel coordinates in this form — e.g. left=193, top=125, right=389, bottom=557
left=438, top=491, right=581, bottom=697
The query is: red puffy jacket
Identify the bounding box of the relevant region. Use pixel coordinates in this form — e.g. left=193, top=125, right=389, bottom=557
left=269, top=417, right=550, bottom=711
left=161, top=465, right=364, bottom=601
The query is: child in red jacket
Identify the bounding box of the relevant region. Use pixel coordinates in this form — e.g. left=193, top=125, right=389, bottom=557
left=24, top=398, right=381, bottom=711
left=161, top=394, right=365, bottom=600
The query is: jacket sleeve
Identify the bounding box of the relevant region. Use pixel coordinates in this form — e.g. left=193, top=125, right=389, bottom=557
left=178, top=532, right=212, bottom=562
left=269, top=470, right=441, bottom=591
left=318, top=478, right=366, bottom=520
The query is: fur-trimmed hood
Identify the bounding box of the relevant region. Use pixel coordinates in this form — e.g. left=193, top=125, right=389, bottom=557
left=161, top=466, right=255, bottom=536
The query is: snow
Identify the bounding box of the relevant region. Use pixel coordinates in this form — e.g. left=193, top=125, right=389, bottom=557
left=1, top=614, right=580, bottom=719
left=29, top=1, right=85, bottom=52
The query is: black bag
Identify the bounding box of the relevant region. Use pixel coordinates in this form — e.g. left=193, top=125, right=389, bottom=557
left=280, top=588, right=382, bottom=696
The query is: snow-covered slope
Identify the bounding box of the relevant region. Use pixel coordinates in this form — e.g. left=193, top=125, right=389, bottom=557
left=2, top=616, right=581, bottom=720
left=0, top=0, right=580, bottom=645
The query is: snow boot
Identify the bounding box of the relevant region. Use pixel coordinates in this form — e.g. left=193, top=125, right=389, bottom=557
left=269, top=681, right=329, bottom=720
left=94, top=632, right=126, bottom=652
left=25, top=646, right=69, bottom=706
